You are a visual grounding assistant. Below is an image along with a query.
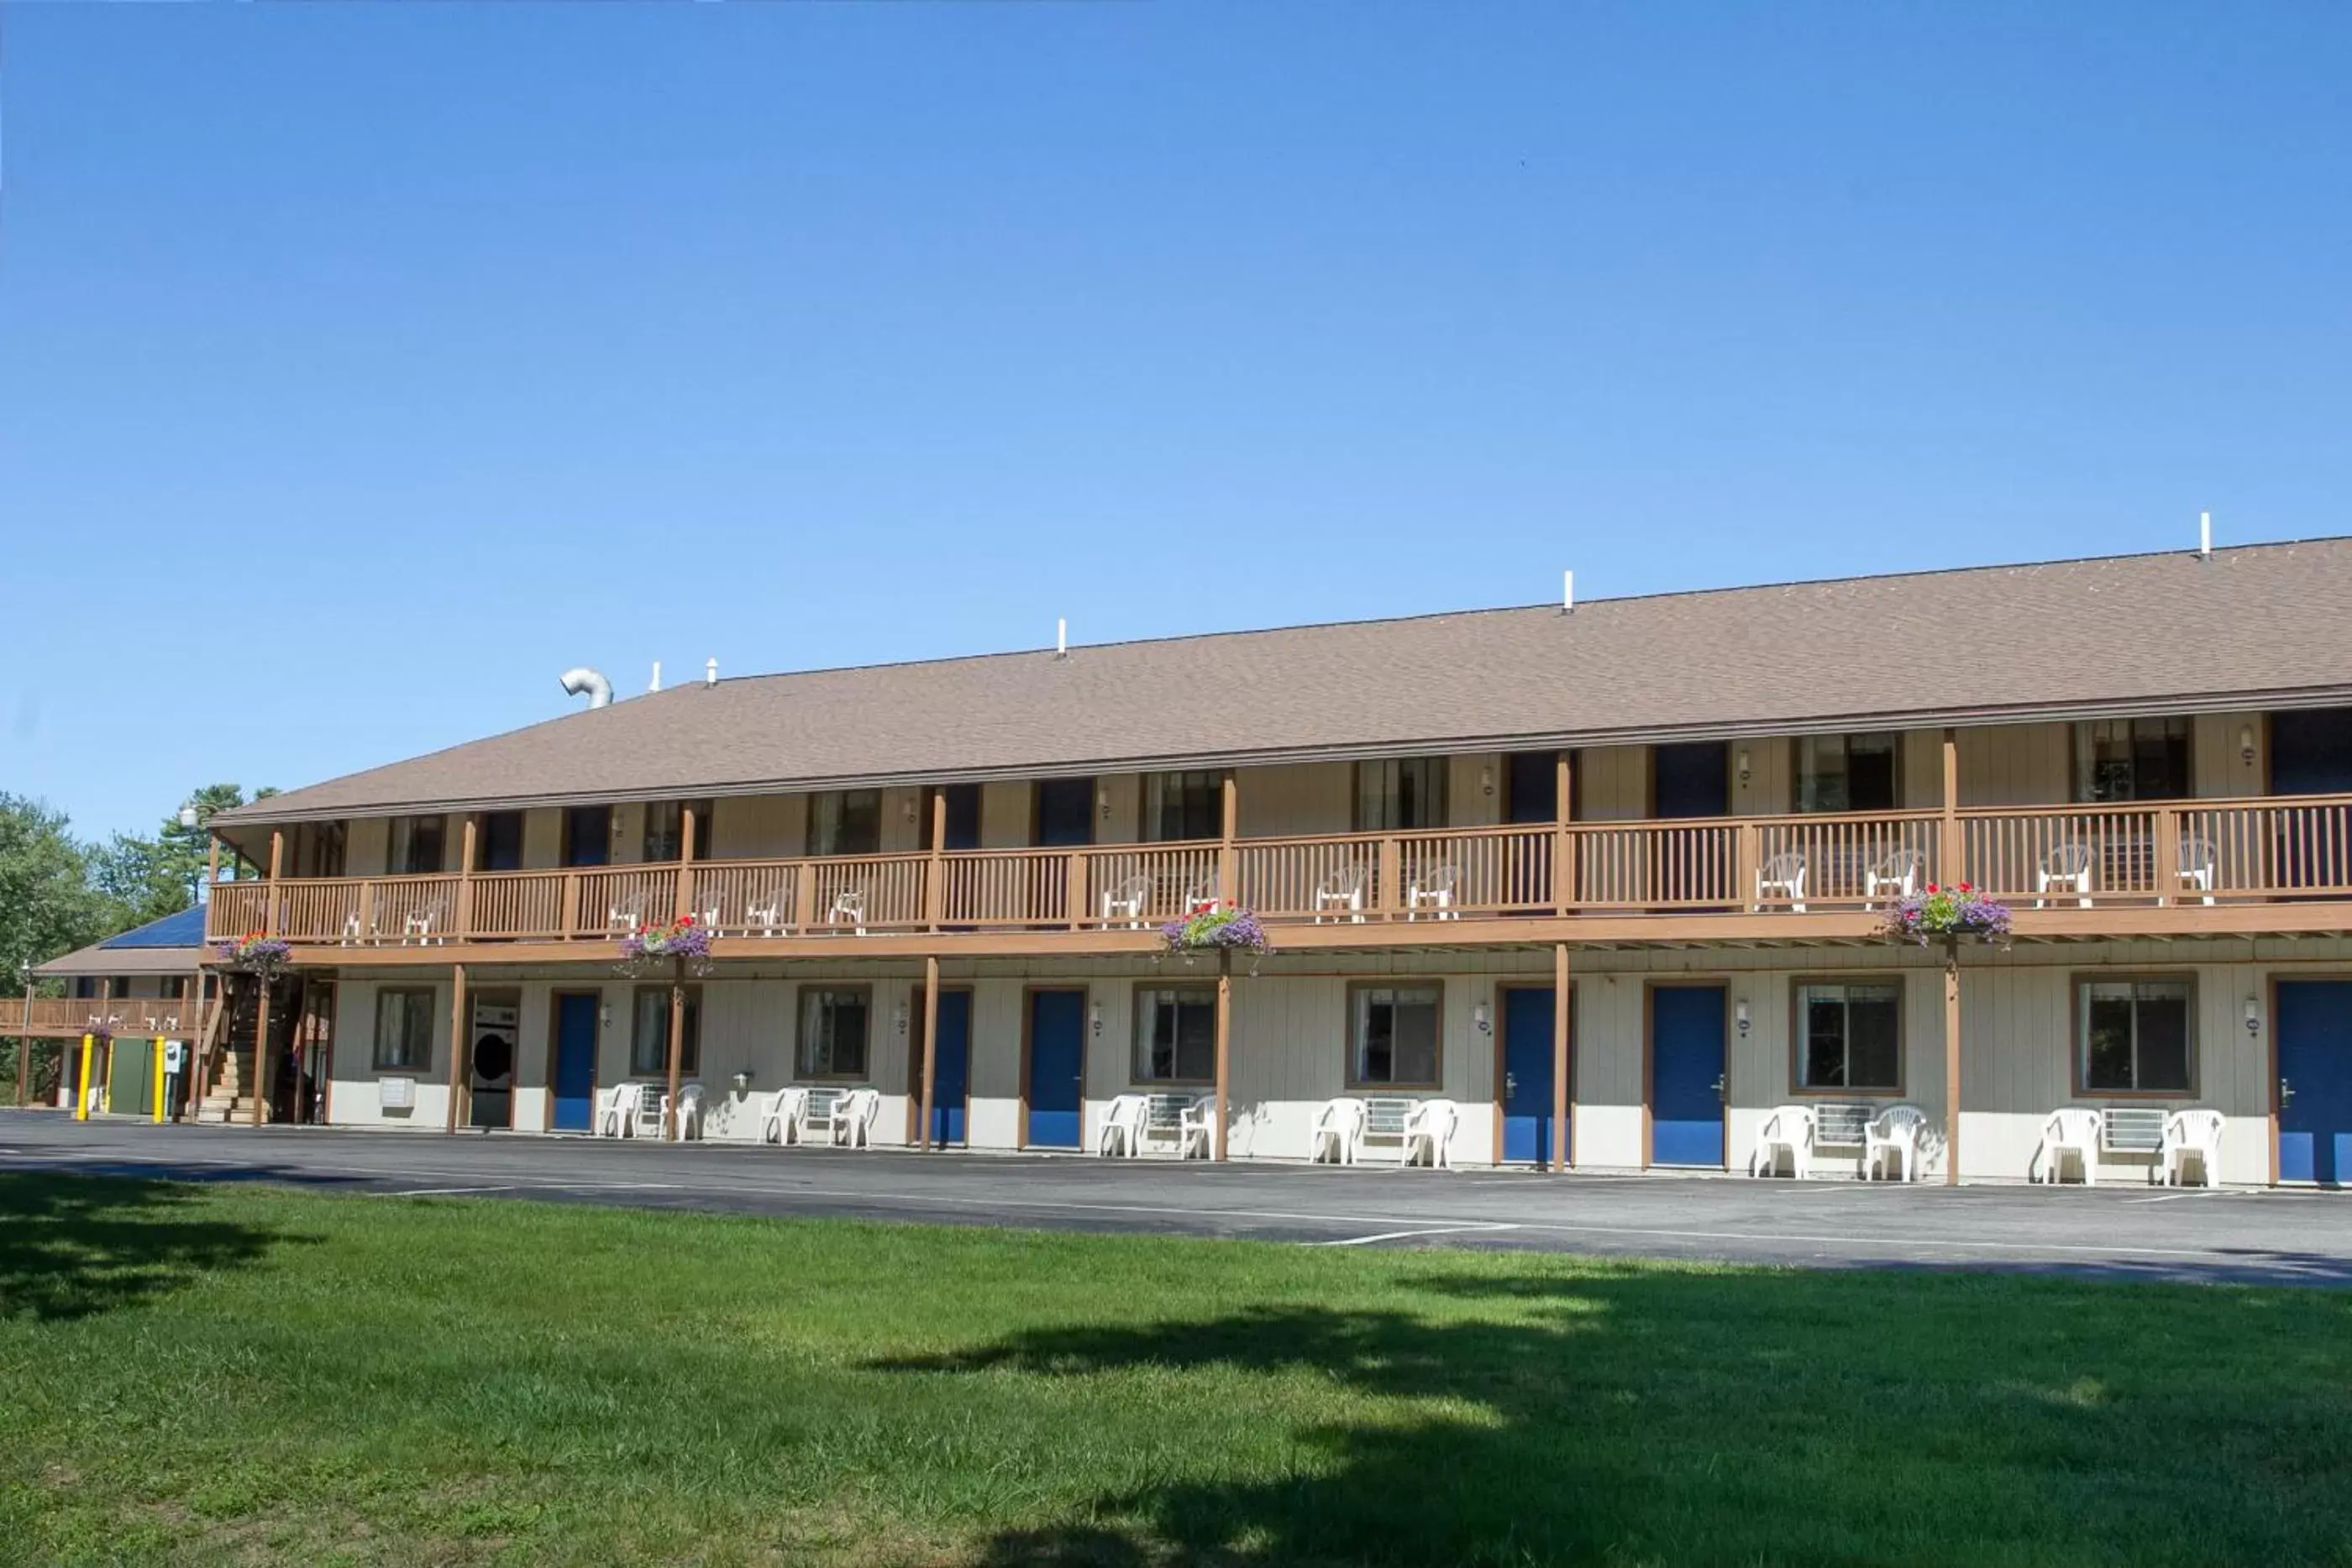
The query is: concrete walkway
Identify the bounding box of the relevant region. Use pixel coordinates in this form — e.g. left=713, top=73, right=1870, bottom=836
left=5, top=1113, right=2348, bottom=1285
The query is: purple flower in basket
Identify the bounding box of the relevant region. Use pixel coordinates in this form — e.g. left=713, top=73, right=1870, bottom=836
left=620, top=915, right=714, bottom=962
left=1162, top=905, right=1271, bottom=955
left=213, top=932, right=294, bottom=976
left=1884, top=882, right=2013, bottom=946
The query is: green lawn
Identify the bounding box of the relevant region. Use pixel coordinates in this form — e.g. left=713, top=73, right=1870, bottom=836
left=2, top=1176, right=2349, bottom=1567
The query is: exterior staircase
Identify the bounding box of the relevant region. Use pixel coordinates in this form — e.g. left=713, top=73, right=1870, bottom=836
left=193, top=996, right=266, bottom=1125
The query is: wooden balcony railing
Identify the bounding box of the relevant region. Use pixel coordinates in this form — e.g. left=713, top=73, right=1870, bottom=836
left=201, top=792, right=2352, bottom=950
left=20, top=996, right=202, bottom=1036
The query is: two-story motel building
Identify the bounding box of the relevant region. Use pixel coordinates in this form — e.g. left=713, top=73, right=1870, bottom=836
left=189, top=541, right=2352, bottom=1185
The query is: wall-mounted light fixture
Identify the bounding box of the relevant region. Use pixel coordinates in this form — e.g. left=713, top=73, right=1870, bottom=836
left=1735, top=749, right=1752, bottom=786
left=904, top=796, right=919, bottom=824
left=1099, top=787, right=1113, bottom=821
left=2245, top=995, right=2262, bottom=1037
left=599, top=1002, right=612, bottom=1030
left=1480, top=765, right=1495, bottom=798
left=2239, top=724, right=2257, bottom=766
left=731, top=1069, right=754, bottom=1094
left=1089, top=1000, right=1104, bottom=1036
left=1735, top=999, right=1751, bottom=1036
left=1473, top=1001, right=1492, bottom=1035
left=894, top=1000, right=909, bottom=1036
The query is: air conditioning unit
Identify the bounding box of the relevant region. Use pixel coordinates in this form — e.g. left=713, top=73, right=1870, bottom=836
left=378, top=1077, right=417, bottom=1112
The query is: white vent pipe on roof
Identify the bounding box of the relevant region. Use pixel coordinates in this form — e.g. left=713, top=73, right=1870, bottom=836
left=649, top=660, right=663, bottom=693
left=705, top=657, right=718, bottom=687
left=1056, top=618, right=1068, bottom=659
left=1562, top=569, right=1575, bottom=614
left=2199, top=511, right=2213, bottom=559
left=559, top=668, right=614, bottom=710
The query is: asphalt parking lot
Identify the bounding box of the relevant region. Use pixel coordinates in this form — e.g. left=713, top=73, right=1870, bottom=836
left=6, top=1112, right=2348, bottom=1285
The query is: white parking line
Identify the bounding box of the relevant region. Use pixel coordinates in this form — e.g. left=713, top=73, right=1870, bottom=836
left=1310, top=1224, right=1520, bottom=1247
left=369, top=1185, right=519, bottom=1198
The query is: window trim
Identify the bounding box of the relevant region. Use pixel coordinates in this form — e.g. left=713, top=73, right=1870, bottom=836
left=1344, top=978, right=1446, bottom=1092
left=1131, top=983, right=1219, bottom=1088
left=371, top=985, right=437, bottom=1073
left=628, top=983, right=703, bottom=1078
left=1784, top=974, right=1906, bottom=1096
left=795, top=983, right=875, bottom=1083
left=2072, top=972, right=2198, bottom=1099
left=1788, top=732, right=1904, bottom=815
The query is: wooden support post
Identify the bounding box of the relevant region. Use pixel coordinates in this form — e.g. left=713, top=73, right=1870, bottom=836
left=16, top=985, right=30, bottom=1107
left=1218, top=773, right=1238, bottom=905
left=249, top=973, right=270, bottom=1126
left=1213, top=950, right=1232, bottom=1162
left=792, top=866, right=818, bottom=933
left=1377, top=837, right=1402, bottom=920
left=1944, top=945, right=1962, bottom=1188
left=203, top=837, right=220, bottom=940
left=1063, top=851, right=1089, bottom=932
left=560, top=871, right=580, bottom=941
left=1554, top=752, right=1575, bottom=915
left=924, top=790, right=947, bottom=931
left=1940, top=729, right=1962, bottom=1187
left=674, top=806, right=698, bottom=921
left=1552, top=943, right=1571, bottom=1173
left=444, top=963, right=468, bottom=1134
left=457, top=815, right=480, bottom=938
left=1735, top=821, right=1761, bottom=912
left=918, top=955, right=941, bottom=1151
left=2153, top=804, right=2179, bottom=907
left=664, top=969, right=685, bottom=1141
left=264, top=830, right=285, bottom=936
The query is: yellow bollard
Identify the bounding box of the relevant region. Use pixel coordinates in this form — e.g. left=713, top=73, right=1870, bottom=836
left=73, top=1034, right=93, bottom=1120
left=152, top=1036, right=168, bottom=1124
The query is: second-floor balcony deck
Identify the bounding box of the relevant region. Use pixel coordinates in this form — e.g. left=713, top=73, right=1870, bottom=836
left=206, top=791, right=2352, bottom=954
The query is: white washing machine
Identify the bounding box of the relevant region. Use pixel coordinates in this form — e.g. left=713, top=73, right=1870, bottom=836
left=470, top=1000, right=517, bottom=1130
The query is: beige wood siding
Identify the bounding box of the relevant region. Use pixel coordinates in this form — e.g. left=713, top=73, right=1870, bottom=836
left=979, top=782, right=1032, bottom=848
left=1450, top=754, right=1503, bottom=827
left=2196, top=711, right=2264, bottom=798
left=1577, top=746, right=1647, bottom=821
left=1236, top=762, right=1351, bottom=838
left=1957, top=722, right=2069, bottom=806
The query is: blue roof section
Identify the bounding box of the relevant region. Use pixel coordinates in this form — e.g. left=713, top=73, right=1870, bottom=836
left=98, top=907, right=210, bottom=950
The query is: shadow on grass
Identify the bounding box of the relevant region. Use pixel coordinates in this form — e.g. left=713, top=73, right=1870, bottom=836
left=0, top=1172, right=292, bottom=1322
left=885, top=1266, right=2352, bottom=1568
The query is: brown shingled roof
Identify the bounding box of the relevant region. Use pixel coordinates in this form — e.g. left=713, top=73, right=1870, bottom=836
left=225, top=538, right=2352, bottom=822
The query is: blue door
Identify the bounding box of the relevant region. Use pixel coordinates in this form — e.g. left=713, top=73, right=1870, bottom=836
left=1651, top=985, right=1726, bottom=1167
left=1026, top=989, right=1085, bottom=1150
left=928, top=990, right=972, bottom=1145
left=2278, top=981, right=2352, bottom=1184
left=552, top=994, right=598, bottom=1133
left=1502, top=989, right=1561, bottom=1165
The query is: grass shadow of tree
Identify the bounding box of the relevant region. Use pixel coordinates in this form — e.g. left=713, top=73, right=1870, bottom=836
left=0, top=1172, right=295, bottom=1322
left=883, top=1265, right=2352, bottom=1567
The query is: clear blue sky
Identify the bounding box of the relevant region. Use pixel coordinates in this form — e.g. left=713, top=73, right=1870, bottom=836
left=3, top=3, right=2347, bottom=840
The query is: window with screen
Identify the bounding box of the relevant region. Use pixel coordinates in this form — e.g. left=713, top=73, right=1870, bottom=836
left=1350, top=984, right=1441, bottom=1088
left=2079, top=978, right=2193, bottom=1093
left=1796, top=981, right=1902, bottom=1091
left=1134, top=988, right=1216, bottom=1083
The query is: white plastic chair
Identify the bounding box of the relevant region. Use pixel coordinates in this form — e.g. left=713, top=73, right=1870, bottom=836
left=1100, top=876, right=1152, bottom=930
left=1314, top=865, right=1368, bottom=924
left=2176, top=838, right=2217, bottom=906
left=1178, top=1095, right=1217, bottom=1159
left=629, top=1083, right=669, bottom=1140
left=1751, top=1104, right=1816, bottom=1178
left=2160, top=1109, right=2224, bottom=1188
left=1182, top=874, right=1221, bottom=915
left=743, top=886, right=791, bottom=935
left=1310, top=1097, right=1369, bottom=1164
left=2034, top=1107, right=2103, bottom=1184
left=2037, top=843, right=2095, bottom=909
left=1865, top=1104, right=1929, bottom=1183
left=667, top=1083, right=706, bottom=1141
left=825, top=889, right=868, bottom=936
left=1097, top=1093, right=1147, bottom=1156
left=831, top=1087, right=882, bottom=1148
left=1404, top=864, right=1457, bottom=921
left=1863, top=848, right=1925, bottom=907
left=757, top=1086, right=808, bottom=1145
left=402, top=898, right=449, bottom=946
left=596, top=1082, right=643, bottom=1139
left=1402, top=1098, right=1459, bottom=1168
left=1754, top=852, right=1808, bottom=914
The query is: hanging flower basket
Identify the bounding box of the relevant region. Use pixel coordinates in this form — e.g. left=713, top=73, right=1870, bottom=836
left=1883, top=884, right=2012, bottom=947
left=618, top=915, right=714, bottom=978
left=213, top=932, right=294, bottom=981
left=1161, top=905, right=1271, bottom=958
